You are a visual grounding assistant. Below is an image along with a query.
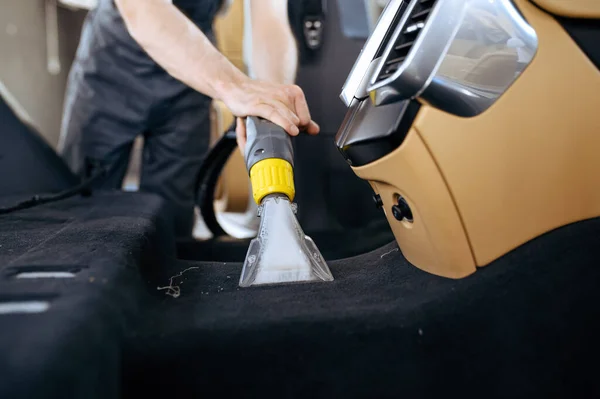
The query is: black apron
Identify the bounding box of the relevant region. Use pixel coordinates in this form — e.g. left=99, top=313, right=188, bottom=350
left=59, top=0, right=223, bottom=238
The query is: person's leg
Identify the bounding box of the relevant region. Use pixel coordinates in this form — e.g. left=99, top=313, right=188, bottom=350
left=59, top=51, right=152, bottom=189
left=141, top=89, right=212, bottom=238
left=59, top=71, right=139, bottom=188
left=58, top=2, right=155, bottom=189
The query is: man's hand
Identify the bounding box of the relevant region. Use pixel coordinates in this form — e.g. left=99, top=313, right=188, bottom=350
left=114, top=0, right=318, bottom=153
left=221, top=78, right=320, bottom=151
left=229, top=0, right=319, bottom=153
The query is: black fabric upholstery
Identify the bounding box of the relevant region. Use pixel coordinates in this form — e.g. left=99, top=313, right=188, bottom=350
left=292, top=134, right=387, bottom=233
left=0, top=192, right=174, bottom=399
left=0, top=95, right=78, bottom=197
left=293, top=0, right=365, bottom=136
left=1, top=192, right=600, bottom=398
left=124, top=218, right=600, bottom=399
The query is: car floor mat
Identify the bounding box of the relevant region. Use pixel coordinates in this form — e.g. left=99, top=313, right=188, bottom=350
left=125, top=218, right=600, bottom=398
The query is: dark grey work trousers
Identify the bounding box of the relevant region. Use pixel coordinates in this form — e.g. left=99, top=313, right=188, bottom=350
left=59, top=0, right=220, bottom=238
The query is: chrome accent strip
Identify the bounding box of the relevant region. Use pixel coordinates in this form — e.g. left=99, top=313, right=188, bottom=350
left=368, top=0, right=423, bottom=102
left=339, top=0, right=405, bottom=106
left=16, top=271, right=76, bottom=279
left=368, top=0, right=539, bottom=117
left=0, top=301, right=50, bottom=315
left=354, top=57, right=385, bottom=102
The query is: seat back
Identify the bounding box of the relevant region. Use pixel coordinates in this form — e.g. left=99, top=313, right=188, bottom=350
left=0, top=91, right=78, bottom=197
left=292, top=0, right=388, bottom=233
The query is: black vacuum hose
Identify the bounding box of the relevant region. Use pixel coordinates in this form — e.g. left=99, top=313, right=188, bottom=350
left=194, top=124, right=238, bottom=237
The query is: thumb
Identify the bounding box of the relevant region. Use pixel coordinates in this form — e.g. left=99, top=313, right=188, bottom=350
left=235, top=117, right=247, bottom=155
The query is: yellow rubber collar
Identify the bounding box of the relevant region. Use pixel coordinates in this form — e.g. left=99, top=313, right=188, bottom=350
left=249, top=158, right=295, bottom=204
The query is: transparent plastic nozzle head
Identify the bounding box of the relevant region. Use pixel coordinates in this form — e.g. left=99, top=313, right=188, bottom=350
left=239, top=195, right=334, bottom=287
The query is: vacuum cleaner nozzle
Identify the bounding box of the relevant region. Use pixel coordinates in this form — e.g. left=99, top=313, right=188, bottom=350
left=239, top=194, right=333, bottom=287
left=239, top=117, right=334, bottom=287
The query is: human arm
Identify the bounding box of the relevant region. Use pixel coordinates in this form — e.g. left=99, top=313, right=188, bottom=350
left=235, top=0, right=320, bottom=148
left=247, top=0, right=298, bottom=85
left=114, top=0, right=317, bottom=141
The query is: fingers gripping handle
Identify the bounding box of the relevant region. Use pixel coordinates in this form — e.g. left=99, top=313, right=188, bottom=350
left=244, top=117, right=296, bottom=204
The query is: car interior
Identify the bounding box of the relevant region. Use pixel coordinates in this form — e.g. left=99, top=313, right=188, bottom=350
left=1, top=0, right=600, bottom=397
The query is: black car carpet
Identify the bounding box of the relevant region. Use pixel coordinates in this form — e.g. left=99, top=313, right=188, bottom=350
left=125, top=217, right=600, bottom=399
left=0, top=192, right=174, bottom=399
left=176, top=218, right=395, bottom=263
left=1, top=191, right=599, bottom=399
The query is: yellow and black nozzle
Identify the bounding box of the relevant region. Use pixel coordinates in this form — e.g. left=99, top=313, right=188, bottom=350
left=244, top=116, right=296, bottom=205
left=239, top=117, right=334, bottom=288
